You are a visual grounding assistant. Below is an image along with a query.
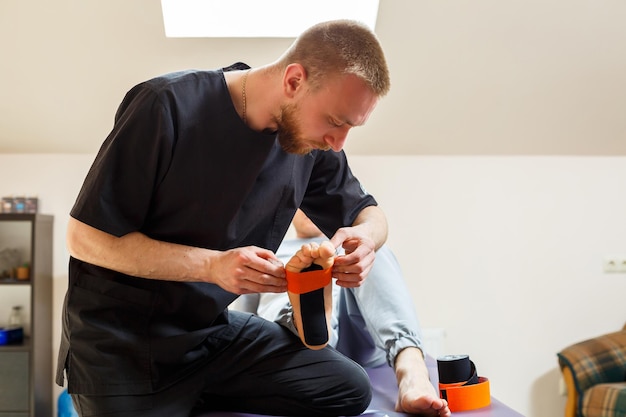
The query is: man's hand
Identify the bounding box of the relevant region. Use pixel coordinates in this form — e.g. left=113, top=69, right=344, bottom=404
left=210, top=246, right=286, bottom=294
left=328, top=205, right=387, bottom=288
left=329, top=227, right=377, bottom=288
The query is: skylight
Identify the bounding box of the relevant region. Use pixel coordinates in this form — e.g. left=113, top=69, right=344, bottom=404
left=161, top=0, right=380, bottom=38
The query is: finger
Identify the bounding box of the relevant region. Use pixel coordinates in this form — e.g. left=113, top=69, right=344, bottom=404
left=334, top=280, right=361, bottom=289
left=328, top=229, right=348, bottom=252
left=333, top=256, right=374, bottom=287
left=333, top=250, right=374, bottom=275
left=241, top=268, right=287, bottom=293
left=332, top=243, right=371, bottom=267
left=248, top=261, right=287, bottom=284
left=333, top=272, right=366, bottom=288
left=249, top=251, right=285, bottom=278
left=256, top=248, right=284, bottom=266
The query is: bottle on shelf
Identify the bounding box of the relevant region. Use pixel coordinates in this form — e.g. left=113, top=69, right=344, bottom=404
left=1, top=305, right=25, bottom=345
left=8, top=305, right=24, bottom=328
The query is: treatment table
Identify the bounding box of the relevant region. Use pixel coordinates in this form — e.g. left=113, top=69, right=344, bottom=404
left=198, top=355, right=525, bottom=417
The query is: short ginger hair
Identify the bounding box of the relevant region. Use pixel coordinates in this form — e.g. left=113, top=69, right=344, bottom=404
left=277, top=19, right=391, bottom=96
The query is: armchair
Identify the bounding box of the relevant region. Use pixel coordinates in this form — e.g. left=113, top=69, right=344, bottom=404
left=557, top=324, right=626, bottom=417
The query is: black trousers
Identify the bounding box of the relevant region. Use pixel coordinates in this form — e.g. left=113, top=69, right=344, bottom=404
left=71, top=312, right=372, bottom=417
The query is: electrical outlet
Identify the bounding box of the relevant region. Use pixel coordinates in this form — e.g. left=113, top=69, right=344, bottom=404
left=603, top=256, right=626, bottom=273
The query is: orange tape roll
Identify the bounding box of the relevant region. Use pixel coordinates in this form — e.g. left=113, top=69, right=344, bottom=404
left=439, top=377, right=491, bottom=412
left=285, top=267, right=332, bottom=294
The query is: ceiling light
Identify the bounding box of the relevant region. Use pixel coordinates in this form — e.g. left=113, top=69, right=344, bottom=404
left=161, top=0, right=379, bottom=38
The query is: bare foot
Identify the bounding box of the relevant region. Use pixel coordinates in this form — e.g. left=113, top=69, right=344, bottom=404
left=396, top=377, right=450, bottom=416
left=394, top=348, right=451, bottom=416
left=285, top=241, right=335, bottom=350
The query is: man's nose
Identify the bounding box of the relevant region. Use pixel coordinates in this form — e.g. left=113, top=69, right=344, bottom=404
left=324, top=127, right=350, bottom=152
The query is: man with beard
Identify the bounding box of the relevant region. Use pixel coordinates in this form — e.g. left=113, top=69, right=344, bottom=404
left=57, top=20, right=394, bottom=417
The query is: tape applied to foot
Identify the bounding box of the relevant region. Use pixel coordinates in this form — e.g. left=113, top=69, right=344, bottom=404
left=285, top=266, right=332, bottom=294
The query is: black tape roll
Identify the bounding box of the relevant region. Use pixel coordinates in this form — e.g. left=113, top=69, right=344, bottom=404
left=437, top=354, right=479, bottom=384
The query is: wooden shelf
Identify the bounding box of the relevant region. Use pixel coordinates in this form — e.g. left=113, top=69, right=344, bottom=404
left=0, top=214, right=53, bottom=417
left=0, top=336, right=32, bottom=351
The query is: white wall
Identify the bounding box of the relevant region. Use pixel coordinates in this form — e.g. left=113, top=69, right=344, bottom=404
left=1, top=153, right=624, bottom=417
left=348, top=155, right=626, bottom=417
left=2, top=0, right=626, bottom=156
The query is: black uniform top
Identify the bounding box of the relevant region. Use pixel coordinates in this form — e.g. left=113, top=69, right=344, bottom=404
left=56, top=63, right=377, bottom=395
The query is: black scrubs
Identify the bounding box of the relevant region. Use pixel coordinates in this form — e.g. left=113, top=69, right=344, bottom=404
left=56, top=63, right=377, bottom=417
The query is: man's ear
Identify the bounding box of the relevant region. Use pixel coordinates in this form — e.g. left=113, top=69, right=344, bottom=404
left=283, top=63, right=307, bottom=98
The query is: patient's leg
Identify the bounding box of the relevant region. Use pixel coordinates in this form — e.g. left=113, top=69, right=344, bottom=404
left=285, top=241, right=335, bottom=350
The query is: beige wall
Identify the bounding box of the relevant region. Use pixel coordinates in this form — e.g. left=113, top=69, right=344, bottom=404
left=348, top=155, right=626, bottom=417
left=0, top=154, right=625, bottom=417
left=1, top=0, right=626, bottom=155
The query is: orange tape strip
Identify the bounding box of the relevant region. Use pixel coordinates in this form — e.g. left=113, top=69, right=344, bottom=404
left=285, top=267, right=332, bottom=294
left=439, top=377, right=491, bottom=412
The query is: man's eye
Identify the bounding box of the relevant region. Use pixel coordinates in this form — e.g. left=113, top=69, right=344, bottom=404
left=329, top=119, right=342, bottom=127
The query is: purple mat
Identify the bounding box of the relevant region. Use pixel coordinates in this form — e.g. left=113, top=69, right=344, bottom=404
left=196, top=356, right=524, bottom=417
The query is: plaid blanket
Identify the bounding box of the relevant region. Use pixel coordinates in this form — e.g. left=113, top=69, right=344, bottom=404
left=558, top=329, right=626, bottom=417
left=582, top=382, right=626, bottom=417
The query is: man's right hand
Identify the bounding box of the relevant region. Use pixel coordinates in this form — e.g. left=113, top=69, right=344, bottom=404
left=209, top=246, right=286, bottom=294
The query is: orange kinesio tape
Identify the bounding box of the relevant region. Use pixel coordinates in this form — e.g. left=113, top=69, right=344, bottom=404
left=439, top=377, right=491, bottom=412
left=285, top=267, right=332, bottom=294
